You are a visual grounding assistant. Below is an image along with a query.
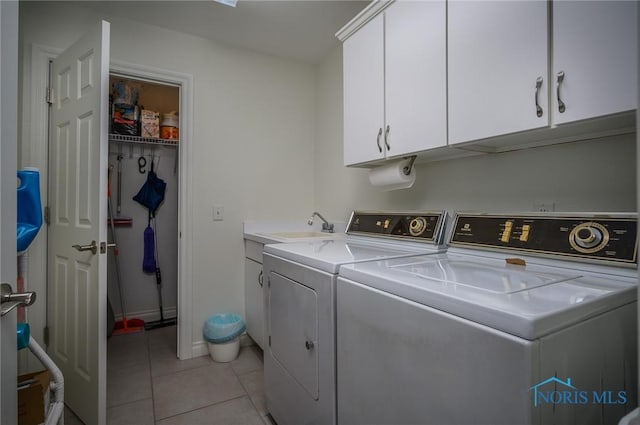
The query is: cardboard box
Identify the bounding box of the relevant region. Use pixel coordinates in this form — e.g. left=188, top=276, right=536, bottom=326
left=18, top=370, right=50, bottom=425
left=111, top=104, right=140, bottom=136
left=141, top=109, right=160, bottom=138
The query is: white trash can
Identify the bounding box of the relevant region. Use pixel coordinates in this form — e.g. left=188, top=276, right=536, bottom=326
left=203, top=313, right=245, bottom=363
left=207, top=336, right=240, bottom=363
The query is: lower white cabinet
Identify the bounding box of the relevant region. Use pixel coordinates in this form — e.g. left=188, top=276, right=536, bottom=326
left=244, top=241, right=265, bottom=349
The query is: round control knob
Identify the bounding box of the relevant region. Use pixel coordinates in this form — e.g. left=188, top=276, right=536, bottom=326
left=574, top=226, right=602, bottom=249
left=409, top=217, right=427, bottom=236
left=569, top=222, right=609, bottom=254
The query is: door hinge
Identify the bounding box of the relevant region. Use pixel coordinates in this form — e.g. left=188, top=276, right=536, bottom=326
left=43, top=326, right=49, bottom=346
left=268, top=335, right=271, bottom=347
left=267, top=277, right=270, bottom=288
left=46, top=87, right=54, bottom=105
left=44, top=206, right=50, bottom=225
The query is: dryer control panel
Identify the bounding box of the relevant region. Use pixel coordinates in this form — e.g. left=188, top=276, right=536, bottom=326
left=347, top=211, right=446, bottom=245
left=449, top=213, right=637, bottom=265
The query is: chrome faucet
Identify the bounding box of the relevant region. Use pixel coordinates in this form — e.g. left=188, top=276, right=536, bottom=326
left=308, top=211, right=334, bottom=233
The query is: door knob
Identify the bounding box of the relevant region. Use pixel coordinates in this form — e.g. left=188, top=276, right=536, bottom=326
left=0, top=283, right=36, bottom=316
left=72, top=240, right=97, bottom=255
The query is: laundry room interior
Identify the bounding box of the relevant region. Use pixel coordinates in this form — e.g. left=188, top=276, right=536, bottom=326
left=9, top=0, right=639, bottom=424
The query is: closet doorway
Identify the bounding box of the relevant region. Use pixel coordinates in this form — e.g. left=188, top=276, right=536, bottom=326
left=31, top=49, right=195, bottom=360
left=104, top=61, right=193, bottom=361
left=30, top=36, right=194, bottom=425
left=107, top=74, right=179, bottom=334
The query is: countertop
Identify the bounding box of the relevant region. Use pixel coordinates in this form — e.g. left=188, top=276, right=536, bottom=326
left=243, top=220, right=347, bottom=245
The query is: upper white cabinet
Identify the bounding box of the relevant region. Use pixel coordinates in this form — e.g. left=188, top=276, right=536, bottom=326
left=552, top=1, right=637, bottom=125
left=341, top=1, right=447, bottom=166
left=385, top=2, right=447, bottom=159
left=343, top=13, right=385, bottom=165
left=340, top=0, right=637, bottom=162
left=448, top=0, right=637, bottom=147
left=448, top=1, right=549, bottom=145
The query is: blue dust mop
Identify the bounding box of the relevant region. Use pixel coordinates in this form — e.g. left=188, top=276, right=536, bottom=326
left=133, top=158, right=175, bottom=331
left=143, top=214, right=156, bottom=273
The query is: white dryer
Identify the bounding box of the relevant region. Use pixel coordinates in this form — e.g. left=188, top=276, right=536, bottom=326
left=262, top=211, right=447, bottom=425
left=337, top=212, right=637, bottom=425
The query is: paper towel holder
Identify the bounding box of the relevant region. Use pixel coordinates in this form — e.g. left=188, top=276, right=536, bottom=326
left=402, top=155, right=417, bottom=176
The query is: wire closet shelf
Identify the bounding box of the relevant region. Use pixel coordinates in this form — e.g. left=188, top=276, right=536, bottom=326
left=109, top=134, right=179, bottom=147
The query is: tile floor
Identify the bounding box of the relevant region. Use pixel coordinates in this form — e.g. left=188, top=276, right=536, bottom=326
left=63, top=326, right=273, bottom=425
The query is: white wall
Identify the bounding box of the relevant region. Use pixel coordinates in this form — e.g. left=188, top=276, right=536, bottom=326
left=19, top=2, right=316, bottom=354
left=314, top=45, right=636, bottom=221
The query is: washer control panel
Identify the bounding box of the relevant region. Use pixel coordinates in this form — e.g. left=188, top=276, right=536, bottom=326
left=347, top=211, right=446, bottom=244
left=449, top=213, right=637, bottom=265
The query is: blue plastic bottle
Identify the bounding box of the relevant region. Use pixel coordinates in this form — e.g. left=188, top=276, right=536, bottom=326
left=17, top=168, right=43, bottom=253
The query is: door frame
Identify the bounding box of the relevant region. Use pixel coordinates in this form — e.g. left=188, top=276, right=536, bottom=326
left=24, top=45, right=194, bottom=361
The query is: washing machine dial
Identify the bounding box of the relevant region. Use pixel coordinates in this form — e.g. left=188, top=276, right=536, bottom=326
left=409, top=217, right=427, bottom=237
left=569, top=222, right=609, bottom=253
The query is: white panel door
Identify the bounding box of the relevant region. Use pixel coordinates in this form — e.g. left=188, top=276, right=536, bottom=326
left=47, top=20, right=110, bottom=425
left=552, top=1, right=638, bottom=125
left=385, top=0, right=447, bottom=157
left=448, top=1, right=548, bottom=145
left=0, top=1, right=19, bottom=423
left=343, top=13, right=385, bottom=166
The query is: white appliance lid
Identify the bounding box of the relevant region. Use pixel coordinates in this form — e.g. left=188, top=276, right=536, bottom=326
left=264, top=239, right=442, bottom=274
left=338, top=253, right=636, bottom=339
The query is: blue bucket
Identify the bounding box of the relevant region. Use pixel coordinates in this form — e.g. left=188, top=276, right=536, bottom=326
left=17, top=168, right=43, bottom=253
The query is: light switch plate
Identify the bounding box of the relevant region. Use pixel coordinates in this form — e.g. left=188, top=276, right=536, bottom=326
left=213, top=205, right=224, bottom=221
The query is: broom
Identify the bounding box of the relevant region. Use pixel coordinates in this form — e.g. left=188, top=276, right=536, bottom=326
left=108, top=165, right=144, bottom=335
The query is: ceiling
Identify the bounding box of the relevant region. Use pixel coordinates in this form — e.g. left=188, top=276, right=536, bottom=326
left=75, top=1, right=370, bottom=64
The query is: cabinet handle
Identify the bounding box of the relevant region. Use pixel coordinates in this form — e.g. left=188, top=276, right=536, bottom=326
left=535, top=77, right=543, bottom=117
left=556, top=71, right=566, bottom=113
left=258, top=271, right=263, bottom=287
left=376, top=128, right=382, bottom=153
left=305, top=340, right=315, bottom=350
left=384, top=125, right=390, bottom=150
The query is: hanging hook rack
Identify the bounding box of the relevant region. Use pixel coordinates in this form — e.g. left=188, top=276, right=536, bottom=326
left=138, top=145, right=147, bottom=174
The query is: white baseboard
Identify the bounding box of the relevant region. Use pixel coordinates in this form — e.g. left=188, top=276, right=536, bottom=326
left=114, top=306, right=177, bottom=323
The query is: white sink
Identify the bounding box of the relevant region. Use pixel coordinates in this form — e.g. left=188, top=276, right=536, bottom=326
left=264, top=231, right=335, bottom=239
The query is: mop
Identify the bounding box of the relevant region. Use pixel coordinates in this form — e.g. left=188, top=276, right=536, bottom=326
left=108, top=165, right=145, bottom=335
left=132, top=158, right=176, bottom=330
left=144, top=214, right=177, bottom=331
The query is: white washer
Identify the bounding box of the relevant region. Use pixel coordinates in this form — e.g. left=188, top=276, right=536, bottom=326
left=337, top=212, right=638, bottom=425
left=262, top=211, right=447, bottom=425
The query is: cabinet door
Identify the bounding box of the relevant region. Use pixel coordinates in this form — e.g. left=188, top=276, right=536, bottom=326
left=552, top=1, right=637, bottom=124
left=448, top=1, right=548, bottom=145
left=268, top=272, right=318, bottom=399
left=385, top=0, right=447, bottom=156
left=244, top=258, right=264, bottom=349
left=343, top=13, right=385, bottom=165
